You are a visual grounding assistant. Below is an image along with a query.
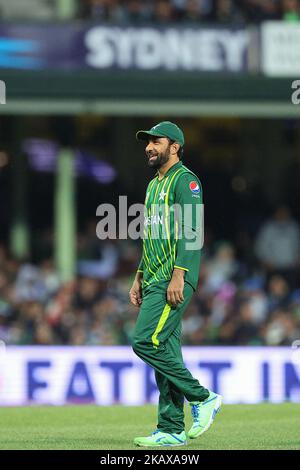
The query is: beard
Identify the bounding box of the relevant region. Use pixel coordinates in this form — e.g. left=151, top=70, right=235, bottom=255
left=146, top=146, right=171, bottom=169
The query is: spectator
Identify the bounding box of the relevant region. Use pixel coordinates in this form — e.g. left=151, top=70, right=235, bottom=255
left=77, top=240, right=119, bottom=280
left=267, top=274, right=290, bottom=313
left=254, top=205, right=300, bottom=287
left=264, top=309, right=300, bottom=345
left=202, top=241, right=239, bottom=293
left=231, top=299, right=261, bottom=344
left=210, top=0, right=244, bottom=23
left=182, top=299, right=205, bottom=344
left=79, top=0, right=126, bottom=21
left=152, top=0, right=175, bottom=22
left=236, top=0, right=280, bottom=22
left=178, top=0, right=209, bottom=22
left=14, top=264, right=48, bottom=303
left=281, top=0, right=300, bottom=21
left=122, top=0, right=151, bottom=23
left=242, top=277, right=268, bottom=325
left=209, top=281, right=237, bottom=327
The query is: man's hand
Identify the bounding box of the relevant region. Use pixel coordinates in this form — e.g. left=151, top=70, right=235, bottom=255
left=129, top=273, right=143, bottom=307
left=167, top=268, right=185, bottom=307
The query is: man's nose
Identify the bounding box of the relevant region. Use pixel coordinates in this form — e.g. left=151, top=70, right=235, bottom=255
left=146, top=142, right=153, bottom=153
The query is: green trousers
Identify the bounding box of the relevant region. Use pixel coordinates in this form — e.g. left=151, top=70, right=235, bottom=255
left=132, top=280, right=209, bottom=434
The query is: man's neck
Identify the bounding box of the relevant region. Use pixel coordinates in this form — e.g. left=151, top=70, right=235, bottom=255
left=157, top=157, right=180, bottom=180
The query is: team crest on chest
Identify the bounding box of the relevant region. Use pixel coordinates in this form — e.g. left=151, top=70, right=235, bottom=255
left=159, top=190, right=167, bottom=201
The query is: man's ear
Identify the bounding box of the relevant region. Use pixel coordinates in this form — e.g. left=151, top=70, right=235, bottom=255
left=171, top=142, right=180, bottom=155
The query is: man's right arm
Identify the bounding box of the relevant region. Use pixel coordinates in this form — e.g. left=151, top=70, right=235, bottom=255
left=129, top=259, right=143, bottom=306
left=137, top=257, right=144, bottom=274
left=130, top=181, right=148, bottom=305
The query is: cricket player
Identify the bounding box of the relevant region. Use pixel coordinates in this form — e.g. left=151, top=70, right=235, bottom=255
left=129, top=121, right=222, bottom=447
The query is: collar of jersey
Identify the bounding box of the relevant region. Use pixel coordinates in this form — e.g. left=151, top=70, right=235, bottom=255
left=156, top=160, right=183, bottom=180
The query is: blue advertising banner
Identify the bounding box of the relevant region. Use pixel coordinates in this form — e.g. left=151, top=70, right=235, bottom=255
left=0, top=346, right=299, bottom=405
left=0, top=24, right=250, bottom=72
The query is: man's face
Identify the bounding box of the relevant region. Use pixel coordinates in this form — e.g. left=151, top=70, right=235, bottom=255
left=145, top=137, right=171, bottom=169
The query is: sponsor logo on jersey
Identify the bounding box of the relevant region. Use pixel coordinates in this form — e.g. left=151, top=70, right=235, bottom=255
left=189, top=181, right=200, bottom=194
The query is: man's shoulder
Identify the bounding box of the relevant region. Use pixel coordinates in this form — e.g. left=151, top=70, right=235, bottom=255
left=173, top=166, right=203, bottom=200
left=176, top=165, right=201, bottom=185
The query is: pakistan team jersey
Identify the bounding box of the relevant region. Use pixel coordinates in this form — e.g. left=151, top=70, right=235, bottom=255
left=137, top=160, right=203, bottom=291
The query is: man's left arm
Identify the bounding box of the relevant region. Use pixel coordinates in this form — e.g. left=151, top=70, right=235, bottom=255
left=167, top=173, right=203, bottom=306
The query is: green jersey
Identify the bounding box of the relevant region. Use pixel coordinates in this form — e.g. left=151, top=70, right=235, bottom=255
left=137, top=160, right=203, bottom=291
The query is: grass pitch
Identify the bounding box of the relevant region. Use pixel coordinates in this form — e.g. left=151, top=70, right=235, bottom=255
left=0, top=403, right=299, bottom=450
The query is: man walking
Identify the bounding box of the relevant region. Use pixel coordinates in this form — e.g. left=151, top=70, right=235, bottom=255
left=129, top=121, right=222, bottom=447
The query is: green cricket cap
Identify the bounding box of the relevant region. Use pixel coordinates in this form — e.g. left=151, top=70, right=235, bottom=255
left=136, top=121, right=184, bottom=147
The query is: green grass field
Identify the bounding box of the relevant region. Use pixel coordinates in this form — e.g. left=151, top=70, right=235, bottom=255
left=0, top=403, right=299, bottom=450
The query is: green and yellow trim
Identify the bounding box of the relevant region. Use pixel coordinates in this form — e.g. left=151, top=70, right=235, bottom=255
left=174, top=265, right=189, bottom=271
left=164, top=169, right=183, bottom=275
left=151, top=302, right=172, bottom=349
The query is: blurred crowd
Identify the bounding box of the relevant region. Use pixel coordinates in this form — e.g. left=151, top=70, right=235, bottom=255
left=0, top=205, right=300, bottom=347
left=78, top=0, right=300, bottom=24
left=0, top=0, right=299, bottom=23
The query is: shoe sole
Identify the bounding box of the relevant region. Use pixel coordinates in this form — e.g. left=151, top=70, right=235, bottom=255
left=188, top=394, right=223, bottom=439
left=134, top=441, right=188, bottom=447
